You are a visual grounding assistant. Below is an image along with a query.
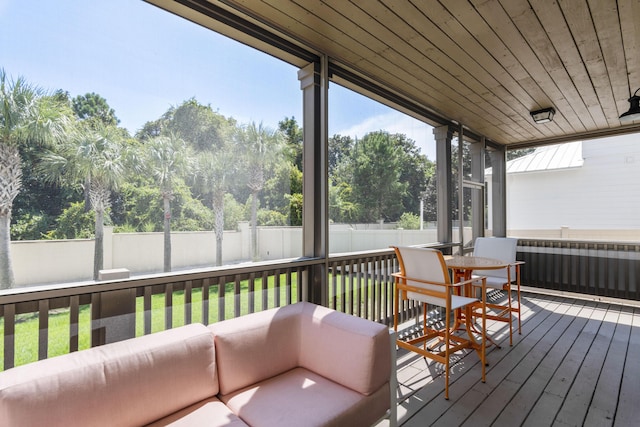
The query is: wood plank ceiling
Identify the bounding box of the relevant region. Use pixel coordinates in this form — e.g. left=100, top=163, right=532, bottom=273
left=151, top=0, right=640, bottom=148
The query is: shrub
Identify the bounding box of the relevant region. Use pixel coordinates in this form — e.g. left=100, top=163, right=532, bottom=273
left=46, top=202, right=96, bottom=239
left=11, top=213, right=53, bottom=240
left=397, top=212, right=420, bottom=230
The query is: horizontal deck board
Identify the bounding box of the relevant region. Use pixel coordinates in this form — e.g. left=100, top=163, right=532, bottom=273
left=383, top=292, right=640, bottom=427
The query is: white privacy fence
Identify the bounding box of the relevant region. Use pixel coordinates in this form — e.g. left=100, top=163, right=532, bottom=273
left=14, top=221, right=638, bottom=288
left=11, top=222, right=441, bottom=288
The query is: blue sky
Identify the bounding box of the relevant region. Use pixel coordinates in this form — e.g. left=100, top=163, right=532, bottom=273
left=1, top=0, right=436, bottom=159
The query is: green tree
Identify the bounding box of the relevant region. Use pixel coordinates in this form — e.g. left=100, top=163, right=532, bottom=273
left=329, top=181, right=360, bottom=223
left=46, top=201, right=95, bottom=239
left=352, top=131, right=407, bottom=222
left=278, top=116, right=303, bottom=171
left=167, top=98, right=233, bottom=151
left=237, top=122, right=285, bottom=260
left=327, top=134, right=360, bottom=223
left=507, top=147, right=535, bottom=161
left=396, top=134, right=432, bottom=217
left=71, top=92, right=124, bottom=213
left=12, top=89, right=79, bottom=240
left=170, top=99, right=236, bottom=266
left=142, top=133, right=188, bottom=272
left=113, top=179, right=213, bottom=233
left=222, top=193, right=244, bottom=231
left=328, top=134, right=354, bottom=180
left=263, top=161, right=302, bottom=224
left=40, top=122, right=126, bottom=280
left=397, top=212, right=420, bottom=230
left=193, top=149, right=234, bottom=266
left=287, top=192, right=303, bottom=227
left=72, top=92, right=119, bottom=127
left=11, top=212, right=52, bottom=240
left=257, top=209, right=288, bottom=226
left=422, top=175, right=437, bottom=222
left=0, top=70, right=70, bottom=288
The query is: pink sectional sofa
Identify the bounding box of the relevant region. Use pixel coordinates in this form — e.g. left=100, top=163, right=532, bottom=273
left=0, top=302, right=395, bottom=427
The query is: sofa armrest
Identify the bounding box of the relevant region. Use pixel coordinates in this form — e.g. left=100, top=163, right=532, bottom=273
left=0, top=323, right=217, bottom=427
left=298, top=303, right=391, bottom=396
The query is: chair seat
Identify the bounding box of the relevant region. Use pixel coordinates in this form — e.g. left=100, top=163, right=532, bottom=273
left=409, top=292, right=478, bottom=310
left=472, top=274, right=512, bottom=289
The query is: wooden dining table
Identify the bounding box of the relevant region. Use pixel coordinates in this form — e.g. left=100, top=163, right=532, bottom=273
left=444, top=255, right=510, bottom=348
left=445, top=255, right=511, bottom=282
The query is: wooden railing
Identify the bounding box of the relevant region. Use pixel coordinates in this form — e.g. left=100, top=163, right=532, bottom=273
left=0, top=249, right=410, bottom=370
left=517, top=238, right=640, bottom=301
left=0, top=258, right=315, bottom=370
left=12, top=238, right=636, bottom=371
left=1, top=243, right=465, bottom=370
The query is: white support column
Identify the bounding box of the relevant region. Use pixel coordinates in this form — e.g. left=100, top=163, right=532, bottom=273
left=298, top=59, right=329, bottom=306
left=489, top=147, right=508, bottom=237
left=433, top=125, right=453, bottom=246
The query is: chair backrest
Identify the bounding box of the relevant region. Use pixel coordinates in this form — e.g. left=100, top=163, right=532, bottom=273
left=473, top=237, right=517, bottom=280
left=393, top=246, right=449, bottom=306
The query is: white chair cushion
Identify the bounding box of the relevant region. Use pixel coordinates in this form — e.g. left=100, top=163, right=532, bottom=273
left=472, top=274, right=510, bottom=289
left=410, top=292, right=478, bottom=309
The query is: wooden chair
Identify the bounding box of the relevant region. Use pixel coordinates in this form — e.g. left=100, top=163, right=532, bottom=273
left=472, top=237, right=523, bottom=346
left=392, top=246, right=486, bottom=400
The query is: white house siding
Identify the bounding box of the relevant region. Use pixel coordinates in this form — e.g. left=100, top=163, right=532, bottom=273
left=492, top=133, right=640, bottom=235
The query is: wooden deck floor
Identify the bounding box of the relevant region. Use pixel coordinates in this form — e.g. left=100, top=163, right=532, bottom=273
left=382, top=291, right=640, bottom=427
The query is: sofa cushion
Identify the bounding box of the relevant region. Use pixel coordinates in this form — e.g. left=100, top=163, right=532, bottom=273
left=209, top=303, right=303, bottom=395
left=0, top=323, right=217, bottom=427
left=298, top=303, right=390, bottom=396
left=147, top=396, right=249, bottom=426
left=219, top=367, right=389, bottom=427
left=210, top=302, right=391, bottom=398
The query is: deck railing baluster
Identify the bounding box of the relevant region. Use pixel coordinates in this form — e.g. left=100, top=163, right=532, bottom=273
left=70, top=295, right=79, bottom=352
left=3, top=303, right=15, bottom=370
left=234, top=276, right=242, bottom=318
left=340, top=260, right=346, bottom=313
left=285, top=268, right=292, bottom=306
left=164, top=283, right=173, bottom=330
left=202, top=278, right=210, bottom=324
left=184, top=280, right=193, bottom=325
left=144, top=286, right=152, bottom=335
left=38, top=299, right=49, bottom=360
left=217, top=277, right=225, bottom=322
left=248, top=272, right=256, bottom=313
left=274, top=269, right=281, bottom=308
left=260, top=271, right=268, bottom=311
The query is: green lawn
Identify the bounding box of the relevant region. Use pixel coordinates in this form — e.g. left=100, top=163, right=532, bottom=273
left=1, top=274, right=300, bottom=370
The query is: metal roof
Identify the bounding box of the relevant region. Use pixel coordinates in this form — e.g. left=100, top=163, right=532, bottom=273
left=486, top=141, right=584, bottom=176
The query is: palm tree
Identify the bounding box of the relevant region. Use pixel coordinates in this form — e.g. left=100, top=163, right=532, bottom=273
left=40, top=122, right=126, bottom=280
left=0, top=69, right=69, bottom=289
left=236, top=122, right=284, bottom=261
left=142, top=133, right=188, bottom=272
left=193, top=147, right=234, bottom=266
